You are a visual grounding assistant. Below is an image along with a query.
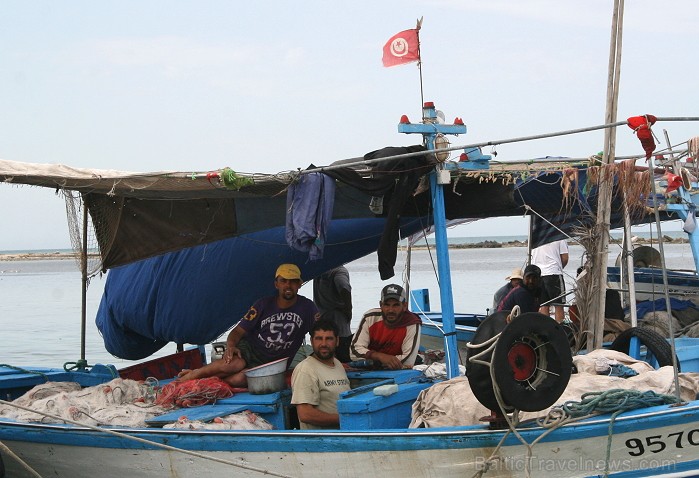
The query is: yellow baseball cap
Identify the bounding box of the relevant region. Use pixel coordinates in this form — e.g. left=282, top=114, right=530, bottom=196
left=275, top=263, right=302, bottom=281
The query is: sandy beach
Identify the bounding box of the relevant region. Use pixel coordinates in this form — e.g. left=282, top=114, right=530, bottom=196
left=0, top=252, right=83, bottom=261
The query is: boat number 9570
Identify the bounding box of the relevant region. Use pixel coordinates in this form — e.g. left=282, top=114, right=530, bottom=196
left=625, top=430, right=699, bottom=456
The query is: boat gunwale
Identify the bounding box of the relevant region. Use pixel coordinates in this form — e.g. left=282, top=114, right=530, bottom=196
left=1, top=399, right=697, bottom=438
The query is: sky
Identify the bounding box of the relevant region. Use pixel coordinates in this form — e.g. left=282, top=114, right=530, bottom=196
left=1, top=0, right=697, bottom=251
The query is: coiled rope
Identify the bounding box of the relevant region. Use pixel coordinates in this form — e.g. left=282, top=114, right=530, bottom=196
left=471, top=388, right=680, bottom=478
left=541, top=388, right=679, bottom=427
left=542, top=389, right=680, bottom=477
left=63, top=359, right=91, bottom=372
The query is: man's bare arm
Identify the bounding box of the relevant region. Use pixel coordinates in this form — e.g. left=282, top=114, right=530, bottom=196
left=296, top=403, right=340, bottom=427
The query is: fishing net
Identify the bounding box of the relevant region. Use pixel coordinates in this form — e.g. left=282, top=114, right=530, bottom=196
left=163, top=410, right=273, bottom=430
left=155, top=377, right=236, bottom=408
left=0, top=378, right=166, bottom=428
left=0, top=377, right=272, bottom=430
left=63, top=189, right=107, bottom=277
left=410, top=349, right=699, bottom=428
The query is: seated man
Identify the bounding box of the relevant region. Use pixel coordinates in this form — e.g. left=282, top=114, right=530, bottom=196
left=497, top=264, right=542, bottom=314
left=177, top=263, right=319, bottom=387
left=492, top=268, right=523, bottom=310
left=350, top=284, right=421, bottom=369
left=291, top=319, right=351, bottom=429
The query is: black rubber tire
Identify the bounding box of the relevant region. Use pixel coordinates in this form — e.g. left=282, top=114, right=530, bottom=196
left=0, top=450, right=4, bottom=478
left=609, top=326, right=679, bottom=371
left=465, top=311, right=511, bottom=413
left=491, top=312, right=573, bottom=412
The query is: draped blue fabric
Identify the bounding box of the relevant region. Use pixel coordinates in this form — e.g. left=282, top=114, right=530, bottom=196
left=95, top=218, right=426, bottom=360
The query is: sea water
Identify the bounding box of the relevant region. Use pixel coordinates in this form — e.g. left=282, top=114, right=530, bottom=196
left=0, top=240, right=695, bottom=368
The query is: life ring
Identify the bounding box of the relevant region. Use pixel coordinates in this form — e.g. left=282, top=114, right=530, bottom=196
left=491, top=312, right=573, bottom=412
left=609, top=327, right=678, bottom=371
left=465, top=311, right=511, bottom=413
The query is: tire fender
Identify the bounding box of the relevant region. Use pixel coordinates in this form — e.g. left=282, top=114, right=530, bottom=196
left=609, top=326, right=678, bottom=371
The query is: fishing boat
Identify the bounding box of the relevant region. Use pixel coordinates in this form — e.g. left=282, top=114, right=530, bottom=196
left=417, top=311, right=483, bottom=357
left=2, top=98, right=699, bottom=477
left=608, top=265, right=699, bottom=302
left=608, top=243, right=699, bottom=303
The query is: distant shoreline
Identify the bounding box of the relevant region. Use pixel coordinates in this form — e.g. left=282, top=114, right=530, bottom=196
left=0, top=236, right=687, bottom=261
left=0, top=252, right=89, bottom=261
left=438, top=235, right=689, bottom=250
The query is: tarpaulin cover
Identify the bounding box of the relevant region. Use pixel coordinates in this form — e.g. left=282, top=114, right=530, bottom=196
left=95, top=218, right=429, bottom=359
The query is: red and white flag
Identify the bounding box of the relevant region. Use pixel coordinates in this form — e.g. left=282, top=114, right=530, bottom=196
left=382, top=29, right=420, bottom=67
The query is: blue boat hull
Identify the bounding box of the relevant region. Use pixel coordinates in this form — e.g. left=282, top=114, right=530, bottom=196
left=608, top=266, right=699, bottom=301
left=4, top=350, right=699, bottom=478
left=2, top=398, right=699, bottom=477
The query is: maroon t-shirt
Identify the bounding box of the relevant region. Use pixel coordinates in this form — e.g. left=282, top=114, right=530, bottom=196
left=236, top=295, right=319, bottom=363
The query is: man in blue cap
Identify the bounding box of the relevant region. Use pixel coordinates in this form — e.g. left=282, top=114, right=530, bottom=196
left=350, top=284, right=421, bottom=369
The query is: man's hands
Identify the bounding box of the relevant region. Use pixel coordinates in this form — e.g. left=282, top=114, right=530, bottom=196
left=372, top=351, right=403, bottom=370
left=223, top=326, right=246, bottom=364
left=223, top=345, right=242, bottom=364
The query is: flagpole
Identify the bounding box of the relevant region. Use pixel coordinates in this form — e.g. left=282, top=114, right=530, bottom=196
left=416, top=17, right=424, bottom=110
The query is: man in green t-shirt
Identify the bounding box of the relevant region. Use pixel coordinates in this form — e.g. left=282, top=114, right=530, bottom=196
left=291, top=319, right=350, bottom=429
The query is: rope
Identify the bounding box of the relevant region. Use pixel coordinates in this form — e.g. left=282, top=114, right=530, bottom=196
left=467, top=344, right=680, bottom=478
left=469, top=348, right=534, bottom=478
left=465, top=333, right=532, bottom=478
left=541, top=389, right=679, bottom=426
left=63, top=359, right=91, bottom=372
left=0, top=439, right=42, bottom=477
left=0, top=365, right=49, bottom=382
left=507, top=305, right=520, bottom=323
left=520, top=204, right=583, bottom=248
left=539, top=389, right=679, bottom=477
left=0, top=399, right=293, bottom=478
left=290, top=117, right=699, bottom=177
left=220, top=167, right=255, bottom=190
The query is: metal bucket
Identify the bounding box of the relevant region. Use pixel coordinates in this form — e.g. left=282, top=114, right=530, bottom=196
left=244, top=358, right=288, bottom=394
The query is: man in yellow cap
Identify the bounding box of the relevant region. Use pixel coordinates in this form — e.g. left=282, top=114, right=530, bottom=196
left=178, top=263, right=320, bottom=387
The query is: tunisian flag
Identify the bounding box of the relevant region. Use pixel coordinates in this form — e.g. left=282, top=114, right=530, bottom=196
left=382, top=29, right=420, bottom=67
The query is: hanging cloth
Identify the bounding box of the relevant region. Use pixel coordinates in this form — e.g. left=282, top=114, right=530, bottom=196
left=285, top=171, right=336, bottom=261
left=627, top=114, right=657, bottom=160
left=664, top=171, right=683, bottom=193
left=684, top=204, right=697, bottom=234
left=323, top=145, right=431, bottom=280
